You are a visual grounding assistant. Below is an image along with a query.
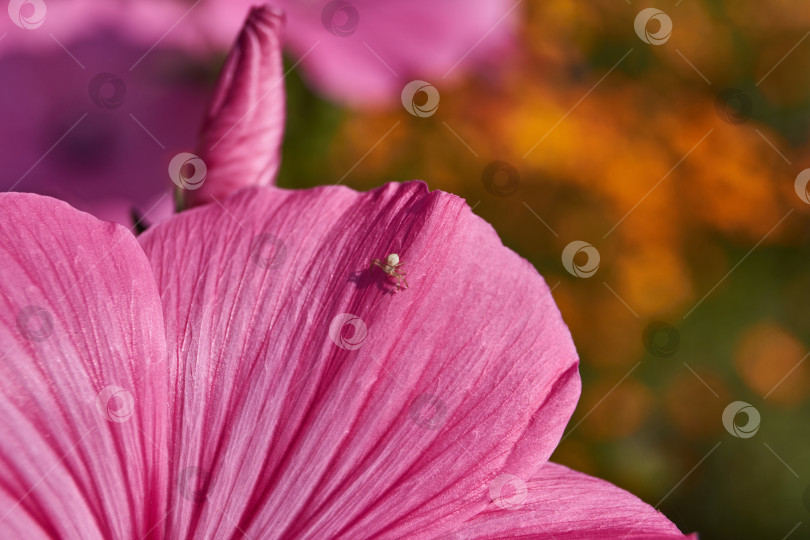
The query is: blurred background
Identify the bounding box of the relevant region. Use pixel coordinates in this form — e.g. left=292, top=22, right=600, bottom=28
left=2, top=1, right=809, bottom=538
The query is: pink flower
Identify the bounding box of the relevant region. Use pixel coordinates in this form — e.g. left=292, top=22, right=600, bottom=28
left=0, top=6, right=695, bottom=539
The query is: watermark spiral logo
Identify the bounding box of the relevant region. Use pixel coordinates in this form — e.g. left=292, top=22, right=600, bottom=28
left=88, top=73, right=127, bottom=110
left=715, top=88, right=752, bottom=125
left=96, top=385, right=135, bottom=423
left=321, top=0, right=359, bottom=37
left=251, top=233, right=287, bottom=269
left=401, top=80, right=440, bottom=118
left=561, top=241, right=600, bottom=278
left=8, top=0, right=46, bottom=29
left=408, top=393, right=447, bottom=430
left=489, top=473, right=527, bottom=511
left=642, top=321, right=680, bottom=358
left=178, top=466, right=211, bottom=502
left=16, top=305, right=54, bottom=341
left=168, top=152, right=207, bottom=191
left=634, top=8, right=672, bottom=45
left=722, top=401, right=760, bottom=438
left=482, top=161, right=520, bottom=197
left=329, top=313, right=368, bottom=350
left=794, top=169, right=810, bottom=204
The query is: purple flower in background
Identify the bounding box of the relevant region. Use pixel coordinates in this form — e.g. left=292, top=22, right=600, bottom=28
left=1, top=0, right=518, bottom=106
left=0, top=29, right=208, bottom=224
left=0, top=7, right=696, bottom=538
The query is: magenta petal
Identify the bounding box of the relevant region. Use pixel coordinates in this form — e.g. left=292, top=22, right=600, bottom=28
left=0, top=194, right=168, bottom=538
left=139, top=181, right=580, bottom=538
left=452, top=462, right=695, bottom=539
left=187, top=6, right=286, bottom=207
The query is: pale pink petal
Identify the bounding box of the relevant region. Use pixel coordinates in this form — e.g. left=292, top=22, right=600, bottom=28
left=0, top=194, right=168, bottom=538
left=273, top=0, right=519, bottom=105
left=187, top=6, right=286, bottom=207
left=139, top=181, right=580, bottom=538
left=451, top=462, right=695, bottom=539
left=0, top=1, right=214, bottom=55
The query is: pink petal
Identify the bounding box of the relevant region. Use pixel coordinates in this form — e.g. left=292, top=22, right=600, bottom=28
left=139, top=181, right=580, bottom=538
left=452, top=462, right=695, bottom=539
left=0, top=194, right=168, bottom=538
left=186, top=6, right=286, bottom=208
